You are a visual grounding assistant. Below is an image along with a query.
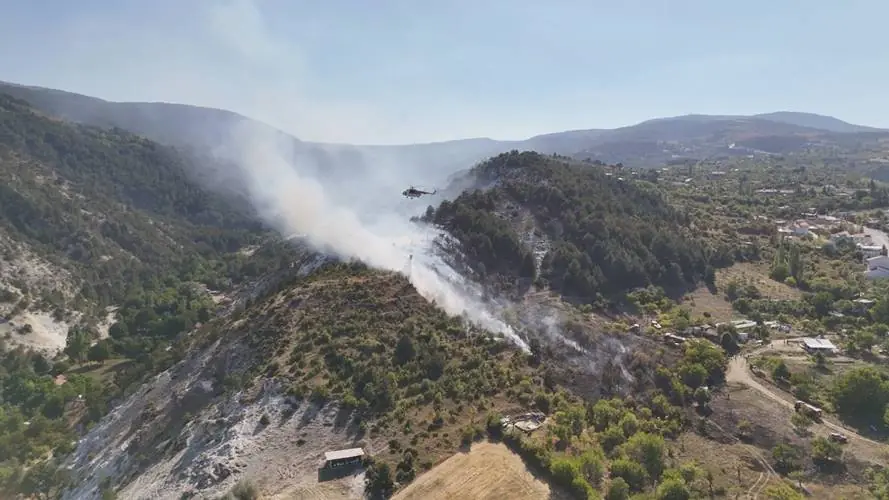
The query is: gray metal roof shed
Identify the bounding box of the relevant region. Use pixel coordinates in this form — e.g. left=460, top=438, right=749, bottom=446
left=324, top=448, right=365, bottom=462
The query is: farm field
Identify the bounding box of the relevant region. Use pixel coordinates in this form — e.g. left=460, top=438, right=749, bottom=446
left=392, top=441, right=569, bottom=500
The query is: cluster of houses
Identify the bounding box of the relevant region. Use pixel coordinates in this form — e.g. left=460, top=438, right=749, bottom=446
left=755, top=185, right=858, bottom=198
left=651, top=319, right=792, bottom=347
left=777, top=212, right=844, bottom=239
left=827, top=232, right=889, bottom=279
left=774, top=210, right=889, bottom=279
left=656, top=319, right=844, bottom=358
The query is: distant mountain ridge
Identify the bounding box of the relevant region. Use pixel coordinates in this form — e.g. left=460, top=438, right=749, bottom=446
left=752, top=111, right=883, bottom=133
left=1, top=80, right=887, bottom=175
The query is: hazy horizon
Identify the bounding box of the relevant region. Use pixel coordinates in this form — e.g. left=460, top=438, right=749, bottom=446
left=3, top=0, right=887, bottom=144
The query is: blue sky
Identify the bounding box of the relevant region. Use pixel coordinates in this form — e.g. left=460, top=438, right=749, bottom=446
left=2, top=0, right=887, bottom=144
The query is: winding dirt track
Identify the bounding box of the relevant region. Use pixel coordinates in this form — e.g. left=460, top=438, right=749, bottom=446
left=726, top=344, right=886, bottom=452
left=705, top=416, right=777, bottom=500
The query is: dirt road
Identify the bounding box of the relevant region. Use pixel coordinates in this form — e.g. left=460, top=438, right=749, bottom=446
left=726, top=346, right=887, bottom=460
left=863, top=226, right=889, bottom=250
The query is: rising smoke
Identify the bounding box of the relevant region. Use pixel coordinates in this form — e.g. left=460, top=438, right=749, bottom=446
left=220, top=120, right=530, bottom=351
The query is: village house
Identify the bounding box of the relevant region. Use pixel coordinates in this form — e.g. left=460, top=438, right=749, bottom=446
left=865, top=255, right=889, bottom=280
left=853, top=298, right=876, bottom=314
left=322, top=448, right=365, bottom=470
left=727, top=319, right=758, bottom=343
left=812, top=214, right=840, bottom=226
left=851, top=232, right=872, bottom=245
left=860, top=245, right=885, bottom=259
left=764, top=321, right=791, bottom=333
left=792, top=221, right=810, bottom=236
left=680, top=324, right=717, bottom=338
left=755, top=188, right=795, bottom=195
left=731, top=319, right=757, bottom=331
left=801, top=337, right=839, bottom=355
left=663, top=332, right=686, bottom=346
left=830, top=231, right=852, bottom=243
left=867, top=255, right=889, bottom=269
left=865, top=267, right=889, bottom=280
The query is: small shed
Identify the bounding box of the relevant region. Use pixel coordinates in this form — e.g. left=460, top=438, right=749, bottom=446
left=323, top=448, right=365, bottom=469
left=731, top=319, right=757, bottom=331
left=802, top=337, right=838, bottom=355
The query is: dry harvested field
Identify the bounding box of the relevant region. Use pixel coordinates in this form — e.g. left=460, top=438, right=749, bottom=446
left=393, top=441, right=569, bottom=500
left=684, top=262, right=802, bottom=322
left=716, top=262, right=802, bottom=301
left=265, top=474, right=365, bottom=500
left=684, top=287, right=735, bottom=323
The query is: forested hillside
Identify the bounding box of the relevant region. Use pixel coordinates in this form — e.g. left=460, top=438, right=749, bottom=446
left=425, top=151, right=731, bottom=300
left=0, top=93, right=277, bottom=301
left=0, top=93, right=304, bottom=496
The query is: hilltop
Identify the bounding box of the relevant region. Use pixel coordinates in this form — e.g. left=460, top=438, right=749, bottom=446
left=752, top=111, right=884, bottom=134
left=424, top=151, right=734, bottom=301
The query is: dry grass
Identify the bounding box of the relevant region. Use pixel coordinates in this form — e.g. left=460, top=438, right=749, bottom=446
left=265, top=474, right=365, bottom=500
left=684, top=287, right=735, bottom=322
left=706, top=383, right=882, bottom=496
left=677, top=415, right=874, bottom=499
left=392, top=441, right=569, bottom=500
left=716, top=262, right=802, bottom=301
left=804, top=482, right=874, bottom=499
left=682, top=262, right=801, bottom=322
left=672, top=432, right=779, bottom=498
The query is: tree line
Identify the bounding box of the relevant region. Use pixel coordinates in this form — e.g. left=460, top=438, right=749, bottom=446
left=425, top=151, right=723, bottom=301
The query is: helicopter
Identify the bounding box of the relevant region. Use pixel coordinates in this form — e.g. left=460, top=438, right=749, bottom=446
left=402, top=186, right=436, bottom=199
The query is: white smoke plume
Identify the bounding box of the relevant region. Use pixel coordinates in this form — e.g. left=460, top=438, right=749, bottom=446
left=220, top=120, right=530, bottom=351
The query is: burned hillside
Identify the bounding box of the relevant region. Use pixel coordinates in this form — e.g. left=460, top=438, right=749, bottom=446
left=60, top=252, right=684, bottom=498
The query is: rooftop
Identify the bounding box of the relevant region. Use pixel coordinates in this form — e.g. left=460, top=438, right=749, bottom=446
left=324, top=448, right=365, bottom=462
left=802, top=337, right=837, bottom=350
left=731, top=319, right=758, bottom=329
